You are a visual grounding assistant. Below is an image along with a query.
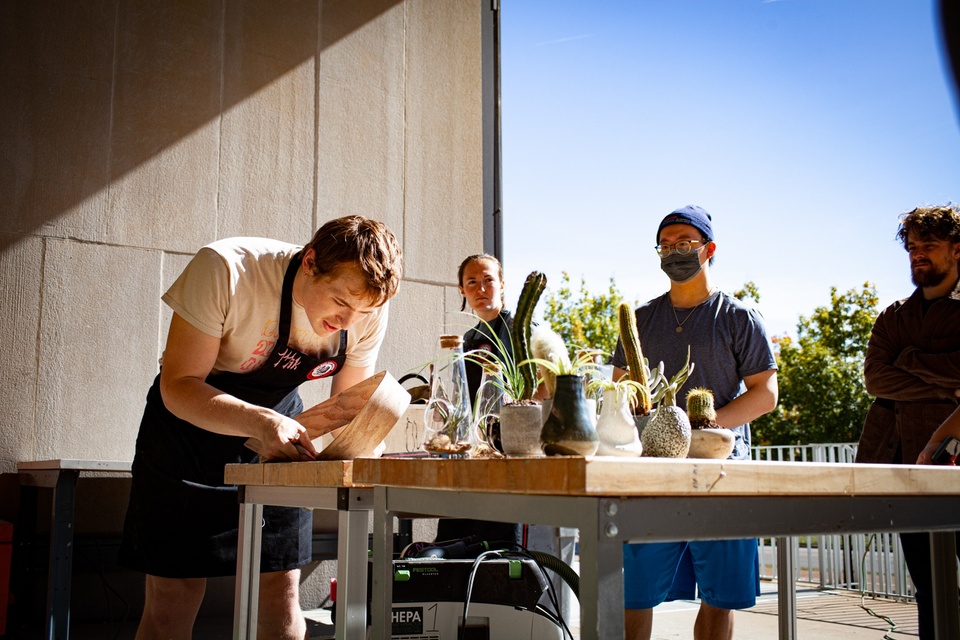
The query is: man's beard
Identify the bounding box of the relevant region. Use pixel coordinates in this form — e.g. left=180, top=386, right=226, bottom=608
left=911, top=262, right=950, bottom=288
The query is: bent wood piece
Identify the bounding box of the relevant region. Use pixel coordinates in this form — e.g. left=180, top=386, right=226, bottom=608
left=302, top=370, right=411, bottom=460
left=242, top=371, right=410, bottom=460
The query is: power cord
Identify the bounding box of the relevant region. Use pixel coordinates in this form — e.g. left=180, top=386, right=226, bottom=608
left=858, top=533, right=900, bottom=640
left=457, top=547, right=574, bottom=640
left=78, top=538, right=131, bottom=640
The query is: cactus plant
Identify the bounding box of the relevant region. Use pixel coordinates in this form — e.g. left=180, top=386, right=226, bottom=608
left=684, top=386, right=736, bottom=459
left=511, top=271, right=547, bottom=401
left=686, top=388, right=718, bottom=430
left=617, top=302, right=653, bottom=416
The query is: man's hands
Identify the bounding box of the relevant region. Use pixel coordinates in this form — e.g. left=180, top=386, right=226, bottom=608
left=251, top=414, right=318, bottom=462
left=917, top=439, right=946, bottom=465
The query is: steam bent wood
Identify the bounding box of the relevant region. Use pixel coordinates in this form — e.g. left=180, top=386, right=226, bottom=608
left=246, top=370, right=411, bottom=461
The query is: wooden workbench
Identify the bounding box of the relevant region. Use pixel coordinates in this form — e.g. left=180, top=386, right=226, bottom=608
left=224, top=460, right=371, bottom=640
left=355, top=456, right=960, bottom=640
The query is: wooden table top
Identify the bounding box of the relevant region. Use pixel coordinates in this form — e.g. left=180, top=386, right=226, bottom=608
left=225, top=460, right=361, bottom=487
left=351, top=456, right=960, bottom=497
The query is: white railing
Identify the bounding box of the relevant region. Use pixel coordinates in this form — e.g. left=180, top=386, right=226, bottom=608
left=752, top=442, right=916, bottom=601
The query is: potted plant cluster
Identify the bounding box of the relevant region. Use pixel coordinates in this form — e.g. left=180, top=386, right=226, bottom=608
left=615, top=301, right=734, bottom=460
left=462, top=271, right=547, bottom=456
left=528, top=326, right=603, bottom=456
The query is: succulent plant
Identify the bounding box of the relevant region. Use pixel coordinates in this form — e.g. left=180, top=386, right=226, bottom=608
left=641, top=348, right=695, bottom=458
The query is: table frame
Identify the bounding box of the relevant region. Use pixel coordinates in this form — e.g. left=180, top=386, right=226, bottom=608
left=232, top=485, right=372, bottom=640
left=371, top=488, right=960, bottom=640
left=15, top=460, right=131, bottom=640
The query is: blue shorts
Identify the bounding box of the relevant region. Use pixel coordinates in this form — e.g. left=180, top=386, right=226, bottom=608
left=623, top=539, right=760, bottom=610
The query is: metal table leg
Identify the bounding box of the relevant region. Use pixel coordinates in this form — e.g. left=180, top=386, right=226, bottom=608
left=776, top=536, right=797, bottom=640
left=930, top=530, right=959, bottom=640
left=233, top=498, right=263, bottom=640
left=47, top=469, right=79, bottom=640
left=334, top=492, right=370, bottom=640
left=586, top=498, right=623, bottom=640
left=370, top=487, right=394, bottom=640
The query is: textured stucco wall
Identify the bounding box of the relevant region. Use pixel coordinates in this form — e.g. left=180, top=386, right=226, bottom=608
left=0, top=0, right=483, bottom=480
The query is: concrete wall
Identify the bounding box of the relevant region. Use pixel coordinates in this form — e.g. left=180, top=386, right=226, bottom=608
left=0, top=0, right=483, bottom=617
left=0, top=0, right=483, bottom=476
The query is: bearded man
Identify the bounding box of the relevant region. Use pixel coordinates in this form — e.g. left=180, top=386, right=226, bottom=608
left=857, top=204, right=960, bottom=640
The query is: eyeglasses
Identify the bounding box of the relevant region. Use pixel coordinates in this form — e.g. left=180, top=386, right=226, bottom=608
left=654, top=240, right=705, bottom=258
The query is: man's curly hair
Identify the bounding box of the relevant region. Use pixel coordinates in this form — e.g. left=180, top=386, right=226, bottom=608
left=897, top=204, right=960, bottom=248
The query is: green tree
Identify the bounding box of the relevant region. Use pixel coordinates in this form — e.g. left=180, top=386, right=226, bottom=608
left=732, top=281, right=761, bottom=304
left=542, top=272, right=632, bottom=359
left=752, top=283, right=879, bottom=446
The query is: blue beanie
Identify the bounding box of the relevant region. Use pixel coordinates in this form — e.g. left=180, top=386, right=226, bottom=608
left=657, top=205, right=714, bottom=242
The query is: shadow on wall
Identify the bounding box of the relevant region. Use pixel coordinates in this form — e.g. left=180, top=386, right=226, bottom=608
left=0, top=0, right=402, bottom=250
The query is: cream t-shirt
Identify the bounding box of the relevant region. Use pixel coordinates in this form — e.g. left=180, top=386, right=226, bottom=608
left=162, top=238, right=388, bottom=375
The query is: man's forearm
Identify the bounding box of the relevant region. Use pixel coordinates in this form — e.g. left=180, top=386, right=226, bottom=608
left=715, top=371, right=778, bottom=429
left=864, top=360, right=955, bottom=401
left=893, top=347, right=960, bottom=389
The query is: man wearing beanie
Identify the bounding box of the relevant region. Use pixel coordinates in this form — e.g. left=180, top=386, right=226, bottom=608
left=610, top=205, right=779, bottom=639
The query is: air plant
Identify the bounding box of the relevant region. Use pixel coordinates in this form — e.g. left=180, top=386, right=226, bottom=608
left=528, top=325, right=603, bottom=391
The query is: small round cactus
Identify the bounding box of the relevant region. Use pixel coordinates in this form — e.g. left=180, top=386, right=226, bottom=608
left=686, top=387, right=717, bottom=430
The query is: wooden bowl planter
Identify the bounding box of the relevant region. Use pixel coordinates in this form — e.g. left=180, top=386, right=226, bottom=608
left=687, top=428, right=736, bottom=459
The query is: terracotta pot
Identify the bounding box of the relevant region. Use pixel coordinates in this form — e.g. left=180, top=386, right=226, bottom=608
left=540, top=375, right=599, bottom=456
left=687, top=428, right=736, bottom=459
left=499, top=404, right=544, bottom=456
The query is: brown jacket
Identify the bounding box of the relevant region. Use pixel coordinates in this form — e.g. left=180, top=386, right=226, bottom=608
left=856, top=278, right=960, bottom=465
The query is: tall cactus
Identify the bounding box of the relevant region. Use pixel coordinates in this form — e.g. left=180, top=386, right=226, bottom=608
left=511, top=271, right=547, bottom=401
left=618, top=301, right=652, bottom=415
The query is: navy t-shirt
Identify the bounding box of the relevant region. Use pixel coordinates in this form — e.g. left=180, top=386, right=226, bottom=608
left=611, top=291, right=777, bottom=460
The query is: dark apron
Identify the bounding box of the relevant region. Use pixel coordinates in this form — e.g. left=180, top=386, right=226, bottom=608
left=119, top=252, right=348, bottom=578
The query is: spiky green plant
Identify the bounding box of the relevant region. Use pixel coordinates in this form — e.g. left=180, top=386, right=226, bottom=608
left=641, top=348, right=695, bottom=458
left=586, top=377, right=646, bottom=412
left=686, top=387, right=718, bottom=430
left=511, top=271, right=547, bottom=401
left=459, top=316, right=533, bottom=405
left=617, top=302, right=653, bottom=416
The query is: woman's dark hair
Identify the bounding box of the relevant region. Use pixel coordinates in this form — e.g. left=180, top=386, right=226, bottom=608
left=457, top=253, right=504, bottom=312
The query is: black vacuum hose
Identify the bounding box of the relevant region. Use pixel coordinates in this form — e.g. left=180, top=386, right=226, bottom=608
left=526, top=550, right=580, bottom=601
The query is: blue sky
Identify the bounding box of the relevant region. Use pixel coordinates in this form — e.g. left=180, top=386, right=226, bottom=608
left=500, top=0, right=960, bottom=339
